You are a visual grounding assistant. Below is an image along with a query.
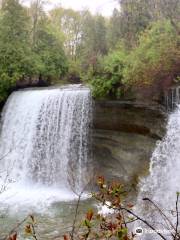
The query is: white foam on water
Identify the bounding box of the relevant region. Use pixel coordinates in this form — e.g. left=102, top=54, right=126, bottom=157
left=97, top=201, right=115, bottom=216
left=0, top=183, right=76, bottom=212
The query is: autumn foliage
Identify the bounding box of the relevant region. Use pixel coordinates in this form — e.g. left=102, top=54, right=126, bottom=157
left=64, top=176, right=135, bottom=240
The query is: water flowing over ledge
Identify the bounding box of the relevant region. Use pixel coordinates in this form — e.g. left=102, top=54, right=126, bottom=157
left=0, top=85, right=92, bottom=209
left=135, top=104, right=180, bottom=239
left=165, top=86, right=180, bottom=111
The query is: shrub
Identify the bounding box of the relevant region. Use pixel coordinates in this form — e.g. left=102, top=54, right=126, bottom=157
left=123, top=20, right=180, bottom=88
left=90, top=49, right=127, bottom=98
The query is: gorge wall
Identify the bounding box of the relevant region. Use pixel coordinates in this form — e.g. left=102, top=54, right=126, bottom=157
left=93, top=101, right=166, bottom=184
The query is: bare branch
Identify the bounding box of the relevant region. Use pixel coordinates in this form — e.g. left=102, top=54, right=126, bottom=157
left=143, top=197, right=175, bottom=233
left=174, top=193, right=180, bottom=239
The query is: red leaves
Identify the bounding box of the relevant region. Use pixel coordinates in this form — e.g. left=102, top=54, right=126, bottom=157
left=112, top=197, right=121, bottom=207
left=7, top=233, right=17, bottom=240
left=90, top=177, right=134, bottom=239
left=97, top=176, right=105, bottom=188
left=86, top=209, right=94, bottom=221
left=37, top=176, right=134, bottom=240
left=107, top=222, right=118, bottom=231
left=127, top=203, right=134, bottom=209
left=63, top=234, right=70, bottom=240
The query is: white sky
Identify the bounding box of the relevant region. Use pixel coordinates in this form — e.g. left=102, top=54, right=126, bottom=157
left=23, top=0, right=119, bottom=16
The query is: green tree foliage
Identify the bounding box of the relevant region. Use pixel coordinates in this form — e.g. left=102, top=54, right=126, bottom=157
left=117, top=0, right=180, bottom=47
left=82, top=0, right=179, bottom=100
left=50, top=7, right=85, bottom=82
left=50, top=8, right=108, bottom=81
left=79, top=12, right=107, bottom=71
left=118, top=0, right=153, bottom=47
left=29, top=1, right=68, bottom=83
left=123, top=21, right=180, bottom=87
left=148, top=0, right=180, bottom=28
left=29, top=0, right=46, bottom=46
left=107, top=8, right=122, bottom=49
left=0, top=0, right=68, bottom=101
left=33, top=17, right=68, bottom=83
left=50, top=7, right=82, bottom=61
left=0, top=0, right=179, bottom=102
left=90, top=47, right=127, bottom=98
left=90, top=17, right=179, bottom=99
left=0, top=0, right=33, bottom=101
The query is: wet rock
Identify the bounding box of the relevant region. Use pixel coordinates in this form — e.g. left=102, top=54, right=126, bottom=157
left=92, top=100, right=166, bottom=183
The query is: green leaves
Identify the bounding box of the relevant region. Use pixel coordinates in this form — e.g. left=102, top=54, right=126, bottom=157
left=0, top=0, right=32, bottom=101
left=0, top=0, right=68, bottom=103
left=123, top=20, right=180, bottom=87
left=33, top=17, right=68, bottom=81
left=23, top=215, right=37, bottom=239
left=117, top=228, right=128, bottom=239
left=90, top=48, right=127, bottom=98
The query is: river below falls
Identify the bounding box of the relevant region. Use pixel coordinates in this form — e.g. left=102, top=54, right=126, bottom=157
left=0, top=198, right=97, bottom=239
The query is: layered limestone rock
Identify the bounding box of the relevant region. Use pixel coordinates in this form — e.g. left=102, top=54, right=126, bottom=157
left=93, top=101, right=166, bottom=183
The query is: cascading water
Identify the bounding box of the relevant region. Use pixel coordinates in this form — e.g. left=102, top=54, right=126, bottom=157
left=0, top=85, right=92, bottom=208
left=135, top=104, right=180, bottom=239
left=165, top=86, right=180, bottom=111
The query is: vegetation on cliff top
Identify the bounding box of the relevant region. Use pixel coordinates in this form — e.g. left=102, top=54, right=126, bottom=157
left=0, top=0, right=179, bottom=102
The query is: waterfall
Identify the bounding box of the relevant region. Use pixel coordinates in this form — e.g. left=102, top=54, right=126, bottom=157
left=165, top=86, right=180, bottom=111
left=135, top=105, right=180, bottom=239
left=0, top=85, right=92, bottom=207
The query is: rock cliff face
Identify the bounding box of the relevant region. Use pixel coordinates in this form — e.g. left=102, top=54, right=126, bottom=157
left=92, top=101, right=166, bottom=183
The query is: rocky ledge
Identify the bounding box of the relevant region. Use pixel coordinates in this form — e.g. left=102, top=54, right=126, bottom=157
left=92, top=100, right=167, bottom=183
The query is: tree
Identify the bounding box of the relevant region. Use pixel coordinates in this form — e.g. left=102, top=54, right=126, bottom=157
left=0, top=0, right=33, bottom=101
left=50, top=7, right=82, bottom=61
left=90, top=47, right=127, bottom=98
left=79, top=12, right=108, bottom=73
left=29, top=0, right=46, bottom=46
left=123, top=20, right=180, bottom=96
left=117, top=0, right=180, bottom=48
left=50, top=7, right=83, bottom=82
left=33, top=17, right=68, bottom=84
left=28, top=2, right=68, bottom=84
left=107, top=8, right=122, bottom=49
left=118, top=0, right=153, bottom=47
left=149, top=0, right=180, bottom=34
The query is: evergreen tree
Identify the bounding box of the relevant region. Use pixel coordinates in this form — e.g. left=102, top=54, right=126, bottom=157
left=0, top=0, right=33, bottom=100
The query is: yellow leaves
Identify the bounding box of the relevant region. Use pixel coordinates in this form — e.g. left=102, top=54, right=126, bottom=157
left=6, top=215, right=37, bottom=240
left=24, top=215, right=37, bottom=238
left=24, top=224, right=32, bottom=235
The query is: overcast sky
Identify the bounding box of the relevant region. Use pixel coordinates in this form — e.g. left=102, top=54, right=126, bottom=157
left=23, top=0, right=119, bottom=16
left=55, top=0, right=119, bottom=16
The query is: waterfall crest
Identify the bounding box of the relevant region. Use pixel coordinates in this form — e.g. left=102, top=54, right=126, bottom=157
left=0, top=86, right=92, bottom=204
